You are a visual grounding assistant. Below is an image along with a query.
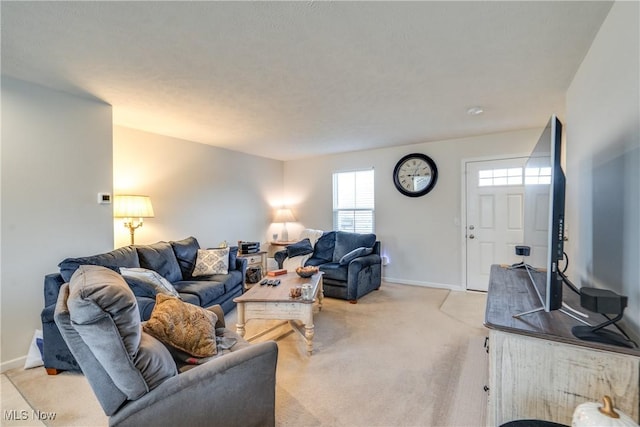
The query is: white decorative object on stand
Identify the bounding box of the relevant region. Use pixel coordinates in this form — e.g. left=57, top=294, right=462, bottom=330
left=572, top=396, right=639, bottom=427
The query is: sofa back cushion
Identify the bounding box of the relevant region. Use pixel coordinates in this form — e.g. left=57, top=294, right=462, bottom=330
left=170, top=236, right=200, bottom=279
left=136, top=242, right=182, bottom=283
left=58, top=245, right=139, bottom=282
left=332, top=232, right=377, bottom=262
left=228, top=246, right=239, bottom=271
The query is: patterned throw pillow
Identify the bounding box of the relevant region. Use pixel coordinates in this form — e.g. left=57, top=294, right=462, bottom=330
left=143, top=293, right=218, bottom=357
left=119, top=267, right=180, bottom=298
left=192, top=248, right=229, bottom=276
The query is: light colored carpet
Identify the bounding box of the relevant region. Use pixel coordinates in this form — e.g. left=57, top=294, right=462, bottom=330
left=3, top=282, right=489, bottom=427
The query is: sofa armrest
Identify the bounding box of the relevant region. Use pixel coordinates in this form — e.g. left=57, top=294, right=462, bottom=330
left=235, top=256, right=247, bottom=275
left=206, top=305, right=226, bottom=329
left=274, top=249, right=288, bottom=269
left=343, top=241, right=381, bottom=271
left=304, top=257, right=327, bottom=267
left=44, top=273, right=66, bottom=307
left=110, top=341, right=278, bottom=427
left=347, top=253, right=381, bottom=271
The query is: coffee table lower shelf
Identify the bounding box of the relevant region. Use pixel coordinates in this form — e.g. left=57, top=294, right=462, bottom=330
left=241, top=319, right=316, bottom=353
left=234, top=272, right=324, bottom=355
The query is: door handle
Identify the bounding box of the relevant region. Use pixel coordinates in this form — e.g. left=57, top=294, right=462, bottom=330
left=469, top=225, right=475, bottom=230
left=469, top=234, right=475, bottom=239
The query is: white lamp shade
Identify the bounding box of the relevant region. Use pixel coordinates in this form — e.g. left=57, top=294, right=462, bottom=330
left=273, top=208, right=296, bottom=223
left=114, top=195, right=155, bottom=218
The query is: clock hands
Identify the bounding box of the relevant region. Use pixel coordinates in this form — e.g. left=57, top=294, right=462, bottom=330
left=405, top=166, right=430, bottom=178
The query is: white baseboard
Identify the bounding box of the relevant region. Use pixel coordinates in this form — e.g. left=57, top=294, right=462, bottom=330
left=383, top=277, right=465, bottom=292
left=1, top=356, right=26, bottom=373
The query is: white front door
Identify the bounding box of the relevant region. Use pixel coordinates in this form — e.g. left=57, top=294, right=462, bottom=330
left=465, top=158, right=527, bottom=291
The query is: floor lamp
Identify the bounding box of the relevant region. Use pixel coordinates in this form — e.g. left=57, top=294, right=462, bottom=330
left=114, top=195, right=155, bottom=245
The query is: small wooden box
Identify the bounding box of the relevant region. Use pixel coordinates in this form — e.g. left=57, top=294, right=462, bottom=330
left=267, top=269, right=287, bottom=277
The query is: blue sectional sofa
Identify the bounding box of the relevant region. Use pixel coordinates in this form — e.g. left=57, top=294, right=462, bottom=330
left=275, top=231, right=382, bottom=303
left=41, top=236, right=247, bottom=374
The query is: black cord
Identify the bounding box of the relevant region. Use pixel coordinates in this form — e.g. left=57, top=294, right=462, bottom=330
left=558, top=270, right=580, bottom=296
left=601, top=313, right=639, bottom=348
left=561, top=251, right=569, bottom=273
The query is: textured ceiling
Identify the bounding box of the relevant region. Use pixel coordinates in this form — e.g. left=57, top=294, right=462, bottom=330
left=1, top=1, right=613, bottom=160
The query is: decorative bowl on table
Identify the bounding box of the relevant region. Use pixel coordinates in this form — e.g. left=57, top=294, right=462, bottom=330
left=296, top=266, right=319, bottom=278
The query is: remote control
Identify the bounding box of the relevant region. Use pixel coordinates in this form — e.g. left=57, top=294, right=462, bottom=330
left=260, top=279, right=268, bottom=285
left=273, top=279, right=280, bottom=286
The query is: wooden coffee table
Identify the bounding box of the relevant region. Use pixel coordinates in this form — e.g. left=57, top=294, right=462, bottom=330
left=234, top=272, right=324, bottom=355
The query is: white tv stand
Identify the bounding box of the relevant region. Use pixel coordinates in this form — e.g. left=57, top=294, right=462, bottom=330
left=484, top=265, right=639, bottom=426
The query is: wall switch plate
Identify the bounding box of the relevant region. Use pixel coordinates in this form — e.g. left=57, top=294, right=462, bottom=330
left=98, top=193, right=112, bottom=204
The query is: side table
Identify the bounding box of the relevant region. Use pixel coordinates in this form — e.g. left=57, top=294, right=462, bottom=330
left=237, top=251, right=267, bottom=287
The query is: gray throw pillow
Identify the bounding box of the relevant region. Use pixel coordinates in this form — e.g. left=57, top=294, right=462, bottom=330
left=339, top=247, right=373, bottom=265
left=120, top=267, right=180, bottom=298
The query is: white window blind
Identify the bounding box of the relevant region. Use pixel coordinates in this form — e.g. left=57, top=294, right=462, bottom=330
left=332, top=169, right=375, bottom=233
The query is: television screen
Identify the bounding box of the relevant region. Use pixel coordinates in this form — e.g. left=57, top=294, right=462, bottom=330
left=523, top=115, right=565, bottom=311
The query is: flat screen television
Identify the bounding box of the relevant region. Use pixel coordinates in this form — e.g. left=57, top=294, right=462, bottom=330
left=522, top=115, right=565, bottom=312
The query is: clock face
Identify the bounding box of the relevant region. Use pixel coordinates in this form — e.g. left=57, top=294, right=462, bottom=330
left=393, top=153, right=438, bottom=197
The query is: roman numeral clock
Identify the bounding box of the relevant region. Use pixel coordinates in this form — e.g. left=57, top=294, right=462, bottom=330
left=393, top=153, right=438, bottom=197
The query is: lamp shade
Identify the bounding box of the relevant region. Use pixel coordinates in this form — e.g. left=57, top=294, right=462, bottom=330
left=273, top=208, right=296, bottom=223
left=114, top=195, right=155, bottom=218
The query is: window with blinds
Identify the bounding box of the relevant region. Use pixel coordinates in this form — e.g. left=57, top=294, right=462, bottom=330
left=332, top=169, right=375, bottom=233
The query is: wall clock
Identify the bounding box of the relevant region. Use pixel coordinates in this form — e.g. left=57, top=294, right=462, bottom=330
left=393, top=153, right=438, bottom=197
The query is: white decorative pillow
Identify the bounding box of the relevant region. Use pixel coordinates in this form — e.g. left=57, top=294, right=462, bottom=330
left=119, top=267, right=180, bottom=298
left=23, top=329, right=44, bottom=369
left=192, top=248, right=229, bottom=276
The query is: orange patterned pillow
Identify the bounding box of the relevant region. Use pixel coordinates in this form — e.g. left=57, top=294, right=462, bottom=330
left=143, top=294, right=218, bottom=357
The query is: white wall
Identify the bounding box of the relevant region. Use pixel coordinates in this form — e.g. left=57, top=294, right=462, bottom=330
left=284, top=128, right=541, bottom=289
left=566, top=1, right=639, bottom=338
left=113, top=126, right=283, bottom=249
left=1, top=78, right=113, bottom=370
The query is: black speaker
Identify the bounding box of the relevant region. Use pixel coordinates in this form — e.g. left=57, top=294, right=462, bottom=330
left=572, top=287, right=633, bottom=348
left=579, top=287, right=627, bottom=314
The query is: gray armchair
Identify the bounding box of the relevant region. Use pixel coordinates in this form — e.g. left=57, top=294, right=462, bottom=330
left=54, top=265, right=278, bottom=427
